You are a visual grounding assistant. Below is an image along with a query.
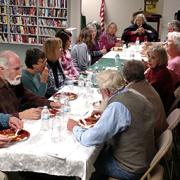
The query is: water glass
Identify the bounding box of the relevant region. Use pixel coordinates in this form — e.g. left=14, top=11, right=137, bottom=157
left=51, top=118, right=60, bottom=143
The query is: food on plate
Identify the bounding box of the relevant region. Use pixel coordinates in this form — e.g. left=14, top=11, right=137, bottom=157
left=53, top=92, right=78, bottom=100
left=0, top=129, right=30, bottom=142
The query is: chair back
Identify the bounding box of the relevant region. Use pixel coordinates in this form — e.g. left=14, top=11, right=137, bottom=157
left=140, top=129, right=173, bottom=180
left=167, top=108, right=180, bottom=130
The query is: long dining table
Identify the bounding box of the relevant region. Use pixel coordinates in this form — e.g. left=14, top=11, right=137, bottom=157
left=0, top=85, right=102, bottom=180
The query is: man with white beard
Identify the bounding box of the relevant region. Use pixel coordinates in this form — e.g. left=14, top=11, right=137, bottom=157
left=0, top=51, right=60, bottom=120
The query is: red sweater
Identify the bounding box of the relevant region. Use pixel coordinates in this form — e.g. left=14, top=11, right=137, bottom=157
left=145, top=66, right=175, bottom=113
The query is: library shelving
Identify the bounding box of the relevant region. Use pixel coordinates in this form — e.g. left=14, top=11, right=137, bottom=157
left=0, top=0, right=69, bottom=45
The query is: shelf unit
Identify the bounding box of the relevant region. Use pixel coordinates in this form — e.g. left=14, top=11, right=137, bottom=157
left=0, top=0, right=69, bottom=45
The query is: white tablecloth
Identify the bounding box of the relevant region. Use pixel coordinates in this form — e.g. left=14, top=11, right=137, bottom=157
left=0, top=86, right=102, bottom=180
left=103, top=44, right=147, bottom=61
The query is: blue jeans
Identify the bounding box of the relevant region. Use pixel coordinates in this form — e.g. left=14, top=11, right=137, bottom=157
left=91, top=147, right=142, bottom=180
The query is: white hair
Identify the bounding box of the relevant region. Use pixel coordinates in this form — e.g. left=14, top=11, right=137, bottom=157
left=168, top=32, right=180, bottom=52
left=134, top=13, right=147, bottom=24
left=96, top=69, right=126, bottom=93
left=0, top=56, right=8, bottom=69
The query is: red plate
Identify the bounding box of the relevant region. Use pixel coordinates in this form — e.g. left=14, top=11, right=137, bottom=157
left=53, top=92, right=78, bottom=101
left=0, top=129, right=30, bottom=142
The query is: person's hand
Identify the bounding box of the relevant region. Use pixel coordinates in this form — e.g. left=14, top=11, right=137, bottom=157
left=40, top=67, right=48, bottom=83
left=100, top=46, right=107, bottom=54
left=0, top=135, right=12, bottom=148
left=19, top=108, right=42, bottom=120
left=50, top=101, right=61, bottom=109
left=67, top=119, right=79, bottom=132
left=9, top=116, right=23, bottom=130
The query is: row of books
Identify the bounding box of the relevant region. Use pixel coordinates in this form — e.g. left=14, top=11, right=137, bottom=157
left=0, top=0, right=7, bottom=5
left=0, top=6, right=7, bottom=14
left=10, top=25, right=37, bottom=35
left=0, top=15, right=8, bottom=24
left=39, top=0, right=67, bottom=8
left=39, top=19, right=66, bottom=28
left=10, top=6, right=36, bottom=16
left=10, top=16, right=37, bottom=25
left=39, top=27, right=56, bottom=36
left=0, top=24, right=7, bottom=33
left=9, top=0, right=36, bottom=6
left=10, top=34, right=37, bottom=43
left=0, top=33, right=8, bottom=42
left=39, top=8, right=67, bottom=18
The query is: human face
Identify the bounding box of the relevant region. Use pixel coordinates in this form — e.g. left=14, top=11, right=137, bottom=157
left=166, top=37, right=177, bottom=57
left=65, top=37, right=71, bottom=50
left=167, top=24, right=174, bottom=32
left=33, top=58, right=47, bottom=73
left=91, top=29, right=97, bottom=40
left=107, top=24, right=117, bottom=35
left=147, top=51, right=159, bottom=69
left=135, top=17, right=143, bottom=27
left=4, top=55, right=22, bottom=85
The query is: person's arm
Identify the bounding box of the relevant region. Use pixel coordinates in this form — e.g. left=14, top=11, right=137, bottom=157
left=72, top=102, right=131, bottom=146
left=0, top=113, right=10, bottom=129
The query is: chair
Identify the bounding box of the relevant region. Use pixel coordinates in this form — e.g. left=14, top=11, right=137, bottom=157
left=166, top=108, right=180, bottom=179
left=140, top=129, right=173, bottom=180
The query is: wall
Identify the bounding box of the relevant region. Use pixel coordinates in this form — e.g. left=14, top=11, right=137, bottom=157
left=82, top=0, right=179, bottom=40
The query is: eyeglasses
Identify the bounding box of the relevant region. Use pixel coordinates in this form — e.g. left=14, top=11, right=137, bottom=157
left=38, top=58, right=47, bottom=64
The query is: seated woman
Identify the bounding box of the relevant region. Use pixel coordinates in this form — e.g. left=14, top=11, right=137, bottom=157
left=71, top=27, right=92, bottom=72
left=55, top=29, right=79, bottom=79
left=166, top=31, right=180, bottom=87
left=145, top=45, right=175, bottom=113
left=22, top=48, right=48, bottom=96
left=43, top=38, right=66, bottom=98
left=87, top=23, right=107, bottom=65
left=99, top=22, right=121, bottom=51
left=121, top=13, right=158, bottom=43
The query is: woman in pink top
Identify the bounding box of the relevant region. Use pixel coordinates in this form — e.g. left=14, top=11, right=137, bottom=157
left=166, top=32, right=180, bottom=87
left=56, top=29, right=79, bottom=79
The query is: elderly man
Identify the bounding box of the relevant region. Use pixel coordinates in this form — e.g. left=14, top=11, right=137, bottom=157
left=67, top=69, right=155, bottom=180
left=0, top=51, right=60, bottom=120
left=122, top=60, right=168, bottom=139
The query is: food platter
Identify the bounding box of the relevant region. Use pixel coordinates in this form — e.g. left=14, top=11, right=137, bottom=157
left=0, top=129, right=30, bottom=143
left=53, top=92, right=78, bottom=101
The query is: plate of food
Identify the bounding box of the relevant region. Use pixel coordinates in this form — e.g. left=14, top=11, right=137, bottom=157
left=111, top=47, right=123, bottom=51
left=0, top=128, right=30, bottom=143
left=49, top=108, right=60, bottom=117
left=53, top=92, right=78, bottom=101
left=78, top=113, right=101, bottom=129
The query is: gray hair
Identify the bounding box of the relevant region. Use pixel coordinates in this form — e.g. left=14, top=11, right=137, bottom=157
left=96, top=69, right=126, bottom=93
left=168, top=31, right=180, bottom=52
left=123, top=60, right=145, bottom=83
left=147, top=45, right=168, bottom=66
left=168, top=20, right=180, bottom=32
left=0, top=54, right=9, bottom=69
left=134, top=13, right=147, bottom=24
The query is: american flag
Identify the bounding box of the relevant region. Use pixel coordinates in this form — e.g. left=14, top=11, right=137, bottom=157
left=100, top=0, right=105, bottom=32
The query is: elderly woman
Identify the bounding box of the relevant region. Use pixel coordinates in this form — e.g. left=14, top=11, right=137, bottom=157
left=43, top=38, right=66, bottom=98
left=99, top=22, right=121, bottom=51
left=121, top=13, right=158, bottom=43
left=87, top=23, right=107, bottom=65
left=167, top=20, right=180, bottom=32
left=55, top=29, right=79, bottom=79
left=145, top=45, right=175, bottom=113
left=22, top=48, right=48, bottom=96
left=166, top=32, right=180, bottom=87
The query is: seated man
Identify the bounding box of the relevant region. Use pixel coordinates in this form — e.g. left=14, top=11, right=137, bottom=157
left=0, top=51, right=60, bottom=120
left=67, top=70, right=155, bottom=180
left=122, top=60, right=168, bottom=139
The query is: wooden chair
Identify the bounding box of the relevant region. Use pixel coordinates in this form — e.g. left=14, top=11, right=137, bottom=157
left=140, top=129, right=173, bottom=180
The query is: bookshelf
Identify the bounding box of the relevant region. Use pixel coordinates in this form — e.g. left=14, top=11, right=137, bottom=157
left=0, top=0, right=69, bottom=45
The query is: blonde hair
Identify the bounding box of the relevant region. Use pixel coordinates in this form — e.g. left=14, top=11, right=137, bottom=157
left=96, top=69, right=126, bottom=93
left=43, top=38, right=62, bottom=60
left=147, top=45, right=168, bottom=66
left=106, top=22, right=118, bottom=33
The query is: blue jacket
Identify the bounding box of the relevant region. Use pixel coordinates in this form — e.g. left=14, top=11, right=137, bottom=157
left=0, top=113, right=10, bottom=130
